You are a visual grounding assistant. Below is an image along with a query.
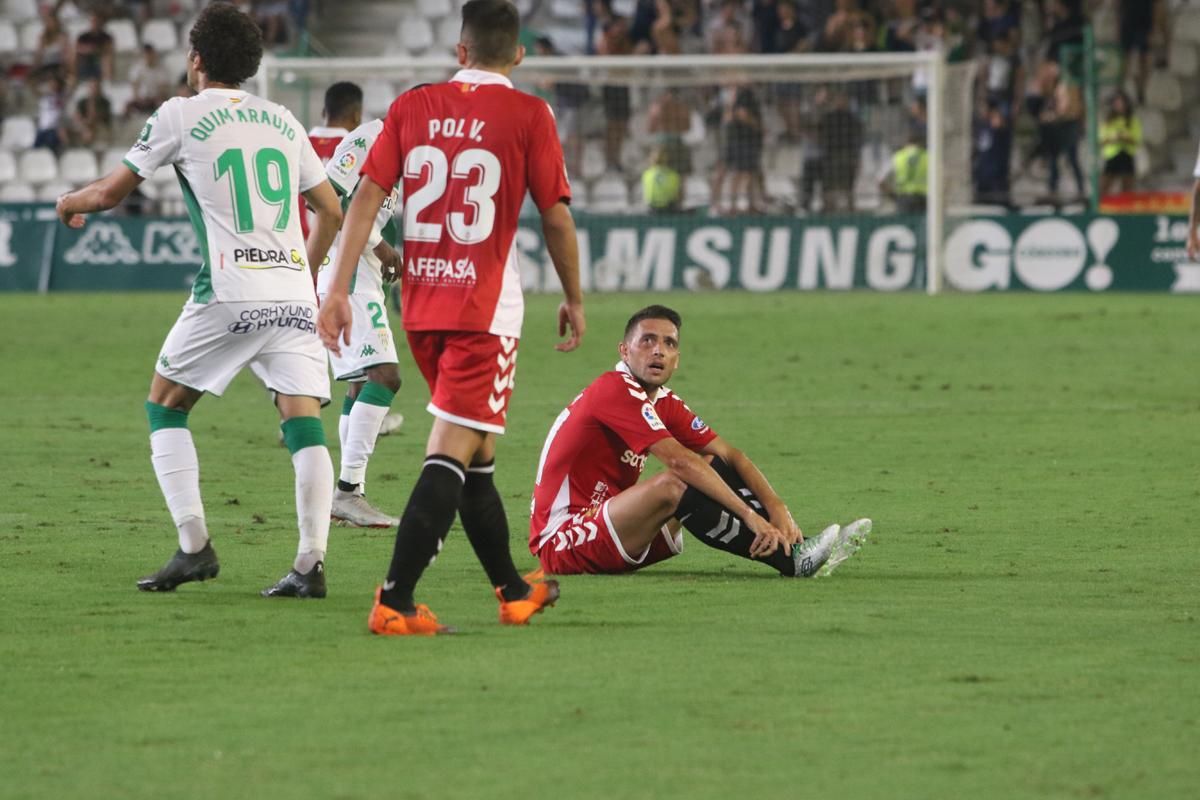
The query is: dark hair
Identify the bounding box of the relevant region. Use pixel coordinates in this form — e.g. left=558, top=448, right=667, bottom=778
left=461, top=0, right=521, bottom=66
left=189, top=2, right=263, bottom=87
left=323, top=81, right=363, bottom=122
left=624, top=305, right=682, bottom=340
left=1107, top=89, right=1132, bottom=121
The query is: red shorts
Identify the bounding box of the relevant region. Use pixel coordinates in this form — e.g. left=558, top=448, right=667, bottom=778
left=406, top=331, right=518, bottom=434
left=535, top=500, right=683, bottom=575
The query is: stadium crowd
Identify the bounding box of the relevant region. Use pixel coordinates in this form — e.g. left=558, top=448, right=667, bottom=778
left=0, top=0, right=1176, bottom=210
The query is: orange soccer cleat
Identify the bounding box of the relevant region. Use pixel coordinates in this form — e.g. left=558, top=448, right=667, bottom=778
left=496, top=579, right=560, bottom=625
left=368, top=588, right=454, bottom=636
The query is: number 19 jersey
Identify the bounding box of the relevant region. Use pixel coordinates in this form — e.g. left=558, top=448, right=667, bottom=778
left=123, top=88, right=328, bottom=305
left=361, top=69, right=571, bottom=338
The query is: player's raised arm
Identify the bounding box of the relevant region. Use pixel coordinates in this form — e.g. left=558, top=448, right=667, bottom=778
left=701, top=436, right=803, bottom=547
left=648, top=436, right=787, bottom=557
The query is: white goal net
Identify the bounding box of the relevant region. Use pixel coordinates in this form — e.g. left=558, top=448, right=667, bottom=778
left=257, top=52, right=975, bottom=294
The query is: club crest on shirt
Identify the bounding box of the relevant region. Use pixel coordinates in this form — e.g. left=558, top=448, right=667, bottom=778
left=641, top=403, right=665, bottom=431
left=691, top=417, right=708, bottom=432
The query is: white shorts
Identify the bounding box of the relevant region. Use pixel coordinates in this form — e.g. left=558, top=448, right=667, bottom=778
left=318, top=291, right=399, bottom=381
left=156, top=300, right=331, bottom=401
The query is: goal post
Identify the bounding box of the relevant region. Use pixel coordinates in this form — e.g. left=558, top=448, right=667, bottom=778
left=258, top=51, right=971, bottom=295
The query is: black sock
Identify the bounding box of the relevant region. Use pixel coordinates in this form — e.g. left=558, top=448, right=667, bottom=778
left=337, top=480, right=358, bottom=493
left=379, top=456, right=465, bottom=612
left=459, top=461, right=529, bottom=601
left=674, top=456, right=796, bottom=576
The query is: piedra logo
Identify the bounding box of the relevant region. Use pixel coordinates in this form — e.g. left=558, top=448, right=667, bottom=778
left=943, top=218, right=1118, bottom=292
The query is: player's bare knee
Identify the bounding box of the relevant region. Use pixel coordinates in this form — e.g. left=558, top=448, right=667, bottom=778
left=650, top=473, right=687, bottom=512
left=365, top=365, right=401, bottom=394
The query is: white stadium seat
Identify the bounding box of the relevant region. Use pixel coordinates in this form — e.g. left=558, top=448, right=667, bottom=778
left=1146, top=72, right=1182, bottom=112
left=0, top=182, right=36, bottom=203
left=100, top=147, right=128, bottom=175
left=684, top=175, right=711, bottom=207
left=65, top=18, right=90, bottom=42
left=19, top=19, right=41, bottom=52
left=362, top=78, right=396, bottom=116
left=417, top=0, right=453, bottom=19
left=400, top=18, right=435, bottom=55
left=108, top=18, right=139, bottom=53
left=106, top=82, right=134, bottom=113
left=37, top=180, right=73, bottom=202
left=436, top=16, right=461, bottom=50
left=142, top=19, right=179, bottom=52
left=1, top=116, right=37, bottom=151
left=581, top=143, right=605, bottom=180
left=60, top=148, right=100, bottom=184
left=19, top=149, right=59, bottom=184
left=0, top=20, right=19, bottom=54
left=0, top=150, right=16, bottom=182
left=2, top=0, right=39, bottom=23
left=589, top=175, right=628, bottom=212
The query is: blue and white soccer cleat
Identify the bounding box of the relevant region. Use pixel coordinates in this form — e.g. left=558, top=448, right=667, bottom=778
left=792, top=523, right=841, bottom=577
left=818, top=517, right=873, bottom=577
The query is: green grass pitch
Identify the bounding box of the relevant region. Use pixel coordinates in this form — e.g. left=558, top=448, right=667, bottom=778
left=1, top=290, right=1197, bottom=799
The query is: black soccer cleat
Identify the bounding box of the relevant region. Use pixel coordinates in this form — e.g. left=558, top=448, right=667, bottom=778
left=137, top=542, right=220, bottom=591
left=261, top=562, right=327, bottom=599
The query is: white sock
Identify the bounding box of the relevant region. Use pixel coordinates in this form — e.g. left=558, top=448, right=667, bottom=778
left=338, top=413, right=351, bottom=458
left=150, top=428, right=208, bottom=554
left=339, top=401, right=389, bottom=487
left=292, top=444, right=333, bottom=570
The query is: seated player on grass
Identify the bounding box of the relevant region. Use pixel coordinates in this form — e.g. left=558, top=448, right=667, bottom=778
left=529, top=305, right=871, bottom=577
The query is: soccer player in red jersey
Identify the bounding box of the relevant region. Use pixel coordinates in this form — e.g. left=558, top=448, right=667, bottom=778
left=318, top=0, right=585, bottom=635
left=299, top=82, right=362, bottom=242
left=530, top=305, right=873, bottom=578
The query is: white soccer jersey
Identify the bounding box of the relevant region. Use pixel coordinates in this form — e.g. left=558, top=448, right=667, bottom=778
left=316, top=118, right=401, bottom=297
left=123, top=88, right=327, bottom=304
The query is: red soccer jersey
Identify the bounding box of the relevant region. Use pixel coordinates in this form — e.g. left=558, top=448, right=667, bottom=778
left=529, top=366, right=718, bottom=553
left=362, top=69, right=571, bottom=338
left=298, top=126, right=348, bottom=239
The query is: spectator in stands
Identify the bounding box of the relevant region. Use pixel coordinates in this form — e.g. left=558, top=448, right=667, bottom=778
left=533, top=36, right=587, bottom=179
left=1036, top=60, right=1084, bottom=201
left=882, top=0, right=920, bottom=52
left=983, top=25, right=1022, bottom=118
left=598, top=16, right=634, bottom=174
left=33, top=71, right=66, bottom=154
left=125, top=45, right=173, bottom=119
left=1118, top=0, right=1166, bottom=106
left=973, top=98, right=1012, bottom=206
left=70, top=12, right=114, bottom=88
left=586, top=0, right=617, bottom=54
left=722, top=86, right=766, bottom=214
left=816, top=86, right=862, bottom=212
left=32, top=10, right=71, bottom=77
left=647, top=87, right=692, bottom=177
left=651, top=0, right=705, bottom=55
left=977, top=0, right=1020, bottom=56
left=255, top=0, right=291, bottom=46
left=709, top=0, right=753, bottom=54
left=1099, top=90, right=1140, bottom=197
left=879, top=129, right=928, bottom=214
left=68, top=78, right=113, bottom=148
left=1042, top=0, right=1084, bottom=64
left=820, top=0, right=874, bottom=53
left=642, top=147, right=683, bottom=213
left=768, top=0, right=811, bottom=139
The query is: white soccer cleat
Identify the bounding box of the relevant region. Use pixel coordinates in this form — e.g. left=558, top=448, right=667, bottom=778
left=331, top=489, right=400, bottom=528
left=792, top=523, right=841, bottom=577
left=377, top=413, right=405, bottom=436
left=818, top=517, right=873, bottom=577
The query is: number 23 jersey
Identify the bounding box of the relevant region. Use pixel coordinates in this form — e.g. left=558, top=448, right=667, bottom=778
left=361, top=69, right=572, bottom=338
left=123, top=88, right=327, bottom=305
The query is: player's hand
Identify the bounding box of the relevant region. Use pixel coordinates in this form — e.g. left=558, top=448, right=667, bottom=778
left=55, top=195, right=85, bottom=228
left=1188, top=228, right=1200, bottom=262
left=766, top=502, right=803, bottom=548
left=556, top=300, right=585, bottom=352
left=373, top=241, right=403, bottom=284
left=317, top=292, right=353, bottom=356
left=744, top=513, right=788, bottom=558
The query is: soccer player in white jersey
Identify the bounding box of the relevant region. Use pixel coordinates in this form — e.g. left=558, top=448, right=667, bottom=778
left=529, top=305, right=872, bottom=578
left=54, top=2, right=345, bottom=598
left=317, top=119, right=405, bottom=528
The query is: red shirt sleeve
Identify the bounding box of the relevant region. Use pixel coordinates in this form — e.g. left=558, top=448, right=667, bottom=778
left=659, top=393, right=718, bottom=451
left=526, top=99, right=571, bottom=211
left=362, top=97, right=405, bottom=193
left=589, top=373, right=673, bottom=454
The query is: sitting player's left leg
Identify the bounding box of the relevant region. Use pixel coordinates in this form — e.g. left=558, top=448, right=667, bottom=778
left=332, top=363, right=401, bottom=528
left=673, top=457, right=839, bottom=577
left=263, top=394, right=333, bottom=598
